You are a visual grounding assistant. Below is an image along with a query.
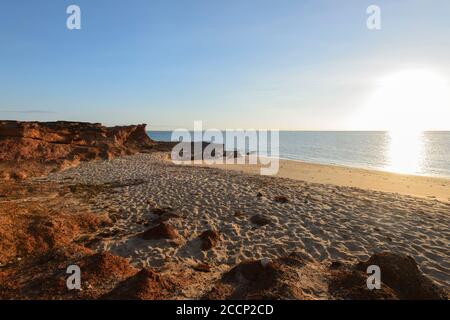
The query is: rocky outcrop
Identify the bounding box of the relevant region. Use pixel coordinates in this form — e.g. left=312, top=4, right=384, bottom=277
left=206, top=252, right=448, bottom=300
left=140, top=223, right=180, bottom=240
left=0, top=121, right=155, bottom=163
left=103, top=268, right=176, bottom=300
left=353, top=252, right=446, bottom=300
left=273, top=195, right=289, bottom=204
left=206, top=252, right=314, bottom=299
left=250, top=214, right=273, bottom=227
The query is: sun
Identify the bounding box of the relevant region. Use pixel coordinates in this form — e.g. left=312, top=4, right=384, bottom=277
left=356, top=69, right=450, bottom=132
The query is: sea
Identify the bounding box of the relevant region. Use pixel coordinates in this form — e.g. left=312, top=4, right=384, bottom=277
left=147, top=131, right=450, bottom=178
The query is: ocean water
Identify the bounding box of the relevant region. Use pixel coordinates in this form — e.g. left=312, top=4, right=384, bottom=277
left=147, top=131, right=450, bottom=178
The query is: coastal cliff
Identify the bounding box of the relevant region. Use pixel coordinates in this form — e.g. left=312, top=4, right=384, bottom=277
left=0, top=121, right=155, bottom=179
left=0, top=121, right=155, bottom=162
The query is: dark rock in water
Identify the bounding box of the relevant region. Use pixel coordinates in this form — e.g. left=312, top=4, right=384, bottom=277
left=158, top=141, right=240, bottom=161
left=199, top=230, right=220, bottom=251
left=140, top=223, right=179, bottom=240
left=250, top=214, right=272, bottom=226
left=355, top=252, right=447, bottom=300
left=274, top=195, right=289, bottom=204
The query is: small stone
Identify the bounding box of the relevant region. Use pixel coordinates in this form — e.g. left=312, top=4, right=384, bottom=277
left=250, top=214, right=272, bottom=227
left=199, top=230, right=220, bottom=251
left=192, top=263, right=212, bottom=273
left=274, top=195, right=289, bottom=204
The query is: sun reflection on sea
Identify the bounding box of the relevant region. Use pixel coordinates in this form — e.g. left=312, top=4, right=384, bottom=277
left=385, top=130, right=425, bottom=175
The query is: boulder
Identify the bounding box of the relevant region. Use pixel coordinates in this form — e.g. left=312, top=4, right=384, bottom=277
left=103, top=268, right=175, bottom=300
left=355, top=252, right=447, bottom=300
left=140, top=223, right=179, bottom=240
left=250, top=214, right=272, bottom=226
left=199, top=230, right=220, bottom=251
left=206, top=253, right=309, bottom=300
left=274, top=195, right=289, bottom=204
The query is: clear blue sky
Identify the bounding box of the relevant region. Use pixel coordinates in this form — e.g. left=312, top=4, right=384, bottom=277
left=1, top=0, right=449, bottom=130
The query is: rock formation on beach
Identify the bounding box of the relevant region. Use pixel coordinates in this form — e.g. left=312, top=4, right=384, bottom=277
left=205, top=252, right=447, bottom=300
left=0, top=120, right=155, bottom=162
left=0, top=121, right=155, bottom=179
left=0, top=121, right=238, bottom=180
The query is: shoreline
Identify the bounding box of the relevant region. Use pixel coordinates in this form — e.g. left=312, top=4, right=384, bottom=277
left=189, top=156, right=450, bottom=203
left=274, top=156, right=450, bottom=180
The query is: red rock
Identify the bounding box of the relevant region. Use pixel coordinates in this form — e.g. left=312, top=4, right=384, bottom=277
left=207, top=251, right=447, bottom=300
left=199, top=230, right=220, bottom=251
left=355, top=252, right=446, bottom=300
left=329, top=269, right=399, bottom=300
left=140, top=223, right=179, bottom=240
left=207, top=254, right=308, bottom=300
left=0, top=121, right=155, bottom=165
left=79, top=252, right=138, bottom=285
left=103, top=268, right=175, bottom=300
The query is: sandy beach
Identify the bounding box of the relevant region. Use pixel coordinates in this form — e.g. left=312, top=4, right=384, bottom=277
left=42, top=152, right=449, bottom=294
left=199, top=157, right=450, bottom=203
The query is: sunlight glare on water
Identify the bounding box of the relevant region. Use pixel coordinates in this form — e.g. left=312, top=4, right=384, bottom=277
left=385, top=130, right=425, bottom=175
left=148, top=131, right=450, bottom=177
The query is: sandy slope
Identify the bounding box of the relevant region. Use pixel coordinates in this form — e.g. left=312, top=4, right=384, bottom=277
left=45, top=153, right=450, bottom=292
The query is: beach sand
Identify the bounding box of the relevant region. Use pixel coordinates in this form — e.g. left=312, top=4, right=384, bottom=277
left=43, top=152, right=449, bottom=295
left=201, top=157, right=450, bottom=203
